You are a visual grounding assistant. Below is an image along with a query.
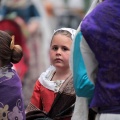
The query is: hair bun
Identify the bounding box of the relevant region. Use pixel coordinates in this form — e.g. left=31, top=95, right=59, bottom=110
left=11, top=45, right=23, bottom=63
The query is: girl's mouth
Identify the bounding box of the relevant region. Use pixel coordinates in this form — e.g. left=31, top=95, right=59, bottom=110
left=55, top=58, right=62, bottom=62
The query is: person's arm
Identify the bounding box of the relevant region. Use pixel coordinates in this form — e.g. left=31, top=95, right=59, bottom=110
left=30, top=80, right=42, bottom=109
left=80, top=37, right=98, bottom=87
left=73, top=31, right=95, bottom=98
left=26, top=80, right=42, bottom=113
left=71, top=28, right=98, bottom=120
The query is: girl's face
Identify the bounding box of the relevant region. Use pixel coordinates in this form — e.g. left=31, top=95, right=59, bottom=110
left=49, top=34, right=72, bottom=70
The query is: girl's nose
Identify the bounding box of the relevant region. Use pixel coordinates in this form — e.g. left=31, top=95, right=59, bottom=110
left=56, top=48, right=61, bottom=55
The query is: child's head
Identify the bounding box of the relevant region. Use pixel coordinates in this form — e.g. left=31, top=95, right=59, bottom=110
left=0, top=30, right=23, bottom=67
left=49, top=28, right=76, bottom=70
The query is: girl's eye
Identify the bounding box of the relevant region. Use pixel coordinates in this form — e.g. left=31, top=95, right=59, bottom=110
left=52, top=46, right=58, bottom=51
left=62, top=47, right=69, bottom=51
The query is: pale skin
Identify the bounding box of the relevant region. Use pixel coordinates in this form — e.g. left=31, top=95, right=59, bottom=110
left=49, top=34, right=72, bottom=81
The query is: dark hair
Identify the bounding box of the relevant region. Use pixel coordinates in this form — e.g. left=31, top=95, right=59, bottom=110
left=51, top=30, right=72, bottom=45
left=0, top=30, right=23, bottom=66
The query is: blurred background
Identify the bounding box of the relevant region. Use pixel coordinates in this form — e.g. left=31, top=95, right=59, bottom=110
left=0, top=0, right=93, bottom=108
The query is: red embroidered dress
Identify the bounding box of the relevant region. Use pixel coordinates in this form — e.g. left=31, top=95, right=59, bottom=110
left=26, top=66, right=75, bottom=120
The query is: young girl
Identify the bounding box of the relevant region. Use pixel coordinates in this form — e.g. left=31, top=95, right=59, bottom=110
left=26, top=28, right=76, bottom=120
left=0, top=30, right=25, bottom=119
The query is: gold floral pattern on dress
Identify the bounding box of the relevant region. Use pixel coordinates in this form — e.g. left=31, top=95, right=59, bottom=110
left=0, top=99, right=24, bottom=120
left=0, top=105, right=9, bottom=120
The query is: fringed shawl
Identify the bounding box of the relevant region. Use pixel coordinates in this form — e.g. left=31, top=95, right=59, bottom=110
left=0, top=64, right=25, bottom=119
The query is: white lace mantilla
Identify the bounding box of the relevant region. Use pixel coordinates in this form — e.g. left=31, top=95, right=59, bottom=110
left=38, top=65, right=65, bottom=92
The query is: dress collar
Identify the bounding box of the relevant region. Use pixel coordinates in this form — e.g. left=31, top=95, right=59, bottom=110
left=38, top=65, right=65, bottom=92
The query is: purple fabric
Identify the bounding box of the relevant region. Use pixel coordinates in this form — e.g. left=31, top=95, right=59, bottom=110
left=0, top=64, right=26, bottom=119
left=81, top=0, right=120, bottom=113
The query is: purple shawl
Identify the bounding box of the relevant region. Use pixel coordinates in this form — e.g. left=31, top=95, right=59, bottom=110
left=81, top=0, right=120, bottom=112
left=0, top=64, right=26, bottom=119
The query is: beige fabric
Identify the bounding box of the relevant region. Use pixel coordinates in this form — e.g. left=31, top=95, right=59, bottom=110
left=59, top=72, right=75, bottom=95
left=26, top=102, right=40, bottom=114
left=95, top=113, right=120, bottom=120
left=71, top=97, right=89, bottom=120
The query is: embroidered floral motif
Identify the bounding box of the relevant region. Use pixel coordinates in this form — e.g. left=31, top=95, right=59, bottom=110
left=8, top=106, right=23, bottom=120
left=0, top=105, right=9, bottom=120
left=0, top=99, right=24, bottom=120
left=0, top=64, right=14, bottom=83
left=63, top=80, right=75, bottom=95
left=54, top=80, right=64, bottom=92
left=0, top=69, right=14, bottom=78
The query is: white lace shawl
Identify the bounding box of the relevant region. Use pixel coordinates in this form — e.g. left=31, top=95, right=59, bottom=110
left=38, top=65, right=64, bottom=93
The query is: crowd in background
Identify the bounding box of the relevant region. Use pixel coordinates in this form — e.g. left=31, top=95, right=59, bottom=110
left=0, top=0, right=93, bottom=108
